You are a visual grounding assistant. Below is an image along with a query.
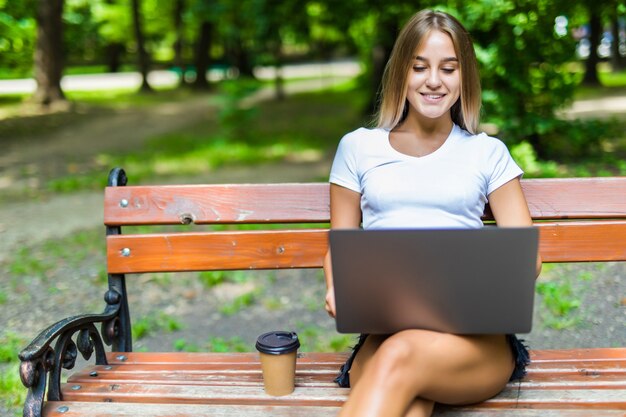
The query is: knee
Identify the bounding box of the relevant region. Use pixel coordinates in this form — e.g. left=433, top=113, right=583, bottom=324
left=368, top=332, right=422, bottom=383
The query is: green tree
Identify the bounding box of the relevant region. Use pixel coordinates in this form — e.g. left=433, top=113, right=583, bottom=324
left=0, top=0, right=37, bottom=76
left=451, top=0, right=581, bottom=157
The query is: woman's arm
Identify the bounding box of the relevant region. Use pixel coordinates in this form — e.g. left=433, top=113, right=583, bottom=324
left=323, top=183, right=362, bottom=317
left=488, top=178, right=542, bottom=276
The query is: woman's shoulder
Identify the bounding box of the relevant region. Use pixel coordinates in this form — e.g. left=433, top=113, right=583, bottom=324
left=454, top=126, right=508, bottom=150
left=337, top=126, right=389, bottom=153
left=341, top=126, right=388, bottom=141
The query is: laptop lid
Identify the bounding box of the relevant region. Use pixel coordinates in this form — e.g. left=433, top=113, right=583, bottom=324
left=330, top=227, right=538, bottom=335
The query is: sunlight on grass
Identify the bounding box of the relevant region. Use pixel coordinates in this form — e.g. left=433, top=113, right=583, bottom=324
left=46, top=86, right=366, bottom=191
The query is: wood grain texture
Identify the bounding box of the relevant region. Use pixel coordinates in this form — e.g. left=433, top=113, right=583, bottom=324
left=40, top=401, right=626, bottom=417
left=55, top=349, right=626, bottom=415
left=104, top=183, right=330, bottom=225
left=106, top=221, right=626, bottom=273
left=104, top=177, right=626, bottom=226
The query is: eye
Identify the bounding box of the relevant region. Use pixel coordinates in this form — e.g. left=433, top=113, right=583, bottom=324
left=441, top=67, right=457, bottom=74
left=412, top=65, right=427, bottom=72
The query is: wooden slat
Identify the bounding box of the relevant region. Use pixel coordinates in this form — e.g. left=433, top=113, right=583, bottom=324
left=106, top=221, right=626, bottom=273
left=520, top=177, right=626, bottom=220
left=106, top=229, right=328, bottom=273
left=68, top=365, right=626, bottom=390
left=103, top=178, right=626, bottom=226
left=104, top=183, right=330, bottom=225
left=41, top=401, right=626, bottom=417
left=538, top=221, right=626, bottom=262
left=101, top=349, right=626, bottom=365
left=59, top=382, right=626, bottom=409
left=434, top=408, right=626, bottom=417
left=61, top=383, right=347, bottom=406
left=104, top=351, right=350, bottom=365
left=481, top=388, right=626, bottom=409
left=43, top=402, right=341, bottom=417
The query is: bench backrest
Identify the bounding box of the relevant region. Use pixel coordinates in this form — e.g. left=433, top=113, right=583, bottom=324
left=104, top=177, right=626, bottom=275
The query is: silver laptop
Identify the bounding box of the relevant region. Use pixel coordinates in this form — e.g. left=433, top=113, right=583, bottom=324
left=329, top=227, right=539, bottom=335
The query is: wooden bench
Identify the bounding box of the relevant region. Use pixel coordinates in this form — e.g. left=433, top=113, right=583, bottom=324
left=19, top=168, right=626, bottom=417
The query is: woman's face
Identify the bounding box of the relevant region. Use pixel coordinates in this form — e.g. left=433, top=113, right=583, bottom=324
left=405, top=30, right=461, bottom=123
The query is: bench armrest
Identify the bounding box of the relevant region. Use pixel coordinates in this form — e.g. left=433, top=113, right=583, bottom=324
left=18, top=290, right=122, bottom=417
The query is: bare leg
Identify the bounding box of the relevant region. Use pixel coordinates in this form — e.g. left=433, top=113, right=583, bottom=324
left=339, top=330, right=514, bottom=417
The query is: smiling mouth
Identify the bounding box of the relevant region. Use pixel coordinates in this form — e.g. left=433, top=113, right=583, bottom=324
left=421, top=93, right=445, bottom=99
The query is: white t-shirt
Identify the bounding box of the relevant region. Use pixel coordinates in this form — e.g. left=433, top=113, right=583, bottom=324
left=329, top=124, right=523, bottom=229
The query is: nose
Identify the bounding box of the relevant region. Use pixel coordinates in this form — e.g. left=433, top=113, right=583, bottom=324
left=426, top=70, right=442, bottom=89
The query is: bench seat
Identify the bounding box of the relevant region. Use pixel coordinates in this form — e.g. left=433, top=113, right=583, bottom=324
left=40, top=348, right=625, bottom=416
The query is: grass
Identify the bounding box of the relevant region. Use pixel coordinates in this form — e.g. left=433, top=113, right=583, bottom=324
left=132, top=313, right=184, bottom=340
left=0, top=333, right=27, bottom=414
left=45, top=82, right=365, bottom=193
left=219, top=291, right=259, bottom=316
left=297, top=326, right=356, bottom=352
left=534, top=265, right=598, bottom=330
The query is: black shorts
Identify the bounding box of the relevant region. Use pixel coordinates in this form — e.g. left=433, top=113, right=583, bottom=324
left=334, top=333, right=530, bottom=388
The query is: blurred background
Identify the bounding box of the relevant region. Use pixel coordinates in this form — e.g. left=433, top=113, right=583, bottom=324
left=1, top=1, right=625, bottom=415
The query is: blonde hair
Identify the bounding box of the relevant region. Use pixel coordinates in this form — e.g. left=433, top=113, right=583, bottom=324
left=376, top=10, right=481, bottom=134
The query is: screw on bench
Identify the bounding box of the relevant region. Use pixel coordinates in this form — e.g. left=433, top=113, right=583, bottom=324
left=121, top=248, right=131, bottom=257
left=117, top=355, right=128, bottom=361
left=57, top=406, right=69, bottom=413
left=71, top=385, right=81, bottom=390
left=120, top=199, right=129, bottom=207
left=90, top=371, right=98, bottom=377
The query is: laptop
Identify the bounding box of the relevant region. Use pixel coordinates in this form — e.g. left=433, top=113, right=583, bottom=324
left=329, top=227, right=539, bottom=335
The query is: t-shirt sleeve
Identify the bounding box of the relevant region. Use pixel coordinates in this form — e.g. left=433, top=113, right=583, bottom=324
left=486, top=138, right=523, bottom=196
left=329, top=131, right=361, bottom=193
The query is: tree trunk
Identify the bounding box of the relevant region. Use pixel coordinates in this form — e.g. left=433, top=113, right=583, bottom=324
left=32, top=0, right=65, bottom=106
left=231, top=37, right=255, bottom=78
left=582, top=8, right=602, bottom=86
left=106, top=42, right=125, bottom=73
left=131, top=0, right=152, bottom=92
left=173, top=0, right=185, bottom=85
left=193, top=20, right=213, bottom=90
left=366, top=13, right=399, bottom=118
left=610, top=11, right=626, bottom=71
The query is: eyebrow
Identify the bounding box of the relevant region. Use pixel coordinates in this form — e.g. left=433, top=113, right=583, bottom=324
left=414, top=56, right=458, bottom=63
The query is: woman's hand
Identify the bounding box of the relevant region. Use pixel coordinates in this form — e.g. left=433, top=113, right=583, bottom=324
left=325, top=287, right=336, bottom=318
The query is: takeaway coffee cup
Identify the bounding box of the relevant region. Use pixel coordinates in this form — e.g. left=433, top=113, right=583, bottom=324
left=255, top=331, right=300, bottom=396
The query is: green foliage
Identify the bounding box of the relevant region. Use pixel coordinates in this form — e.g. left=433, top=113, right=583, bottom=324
left=173, top=338, right=200, bottom=352
left=297, top=325, right=356, bottom=352
left=219, top=291, right=257, bottom=316
left=0, top=363, right=24, bottom=413
left=0, top=0, right=36, bottom=75
left=8, top=247, right=50, bottom=278
left=206, top=336, right=249, bottom=352
left=510, top=141, right=560, bottom=178
left=131, top=312, right=183, bottom=340
left=536, top=280, right=582, bottom=329
left=0, top=333, right=26, bottom=412
left=454, top=1, right=578, bottom=148
left=199, top=271, right=229, bottom=288
left=0, top=333, right=23, bottom=364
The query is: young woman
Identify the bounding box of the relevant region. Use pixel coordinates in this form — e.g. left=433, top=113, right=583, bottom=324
left=323, top=10, right=542, bottom=417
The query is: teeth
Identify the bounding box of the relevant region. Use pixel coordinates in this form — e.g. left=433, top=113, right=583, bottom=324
left=426, top=95, right=442, bottom=99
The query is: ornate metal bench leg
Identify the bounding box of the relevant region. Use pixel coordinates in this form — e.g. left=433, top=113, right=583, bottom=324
left=20, top=347, right=53, bottom=417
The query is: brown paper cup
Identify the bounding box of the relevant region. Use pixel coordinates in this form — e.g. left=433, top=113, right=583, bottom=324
left=259, top=350, right=297, bottom=396
left=255, top=331, right=300, bottom=396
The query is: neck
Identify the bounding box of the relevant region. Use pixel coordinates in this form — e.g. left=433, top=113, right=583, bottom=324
left=397, top=111, right=453, bottom=140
